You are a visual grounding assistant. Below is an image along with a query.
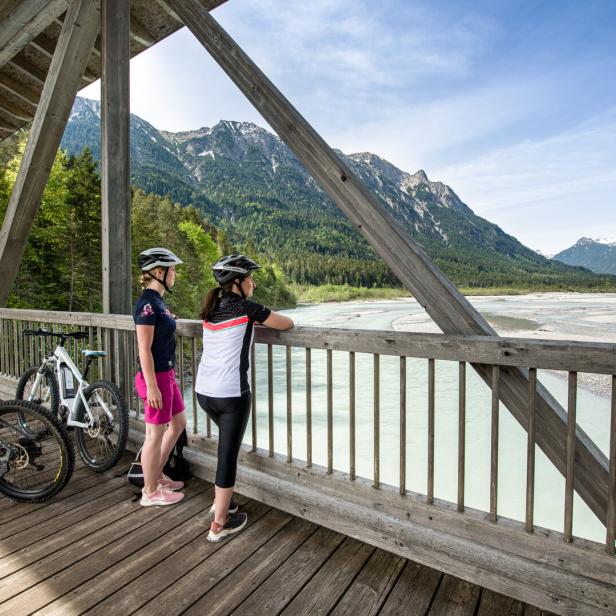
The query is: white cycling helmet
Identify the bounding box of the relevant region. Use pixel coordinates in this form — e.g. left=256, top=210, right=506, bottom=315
left=138, top=248, right=183, bottom=272
left=138, top=248, right=183, bottom=292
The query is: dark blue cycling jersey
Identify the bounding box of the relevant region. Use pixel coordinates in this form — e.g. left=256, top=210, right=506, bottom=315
left=133, top=288, right=176, bottom=373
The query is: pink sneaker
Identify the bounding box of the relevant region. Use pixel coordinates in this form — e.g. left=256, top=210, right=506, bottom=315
left=140, top=485, right=184, bottom=507
left=159, top=473, right=184, bottom=491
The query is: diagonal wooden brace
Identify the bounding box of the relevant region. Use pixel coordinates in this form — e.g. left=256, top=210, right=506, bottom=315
left=165, top=0, right=609, bottom=524
left=0, top=0, right=100, bottom=308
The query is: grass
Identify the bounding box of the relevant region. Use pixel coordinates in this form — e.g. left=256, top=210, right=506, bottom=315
left=289, top=283, right=616, bottom=304
left=289, top=284, right=409, bottom=303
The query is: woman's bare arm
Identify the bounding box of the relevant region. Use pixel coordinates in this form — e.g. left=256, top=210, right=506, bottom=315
left=136, top=324, right=162, bottom=409
left=262, top=311, right=294, bottom=330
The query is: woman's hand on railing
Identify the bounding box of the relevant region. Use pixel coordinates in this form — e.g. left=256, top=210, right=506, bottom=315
left=262, top=312, right=294, bottom=331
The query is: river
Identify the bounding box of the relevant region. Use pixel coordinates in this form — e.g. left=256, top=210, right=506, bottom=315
left=187, top=293, right=616, bottom=543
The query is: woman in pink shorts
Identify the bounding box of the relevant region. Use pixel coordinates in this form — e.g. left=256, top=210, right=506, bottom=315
left=134, top=248, right=187, bottom=506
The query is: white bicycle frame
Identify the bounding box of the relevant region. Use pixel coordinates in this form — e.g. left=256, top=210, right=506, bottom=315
left=28, top=345, right=113, bottom=429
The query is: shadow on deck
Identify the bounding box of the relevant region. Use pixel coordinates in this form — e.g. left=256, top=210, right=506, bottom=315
left=0, top=455, right=554, bottom=616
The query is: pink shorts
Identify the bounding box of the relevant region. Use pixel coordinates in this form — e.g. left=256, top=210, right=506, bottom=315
left=135, top=369, right=185, bottom=425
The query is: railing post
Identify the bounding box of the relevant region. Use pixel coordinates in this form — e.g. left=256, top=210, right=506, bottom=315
left=327, top=348, right=333, bottom=474
left=251, top=344, right=257, bottom=450
left=192, top=337, right=198, bottom=434
left=306, top=347, right=312, bottom=468
left=490, top=365, right=500, bottom=523
left=607, top=375, right=616, bottom=554
left=526, top=368, right=537, bottom=532
left=268, top=344, right=274, bottom=457
left=458, top=361, right=466, bottom=512
left=427, top=358, right=435, bottom=504
left=400, top=356, right=406, bottom=496
left=565, top=371, right=578, bottom=542
left=373, top=353, right=380, bottom=488
left=349, top=350, right=355, bottom=480
left=286, top=346, right=292, bottom=463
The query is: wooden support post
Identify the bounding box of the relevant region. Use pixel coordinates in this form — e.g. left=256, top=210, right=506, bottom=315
left=166, top=0, right=610, bottom=524
left=101, top=0, right=131, bottom=315
left=0, top=0, right=100, bottom=308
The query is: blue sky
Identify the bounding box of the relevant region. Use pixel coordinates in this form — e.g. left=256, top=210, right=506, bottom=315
left=83, top=0, right=616, bottom=254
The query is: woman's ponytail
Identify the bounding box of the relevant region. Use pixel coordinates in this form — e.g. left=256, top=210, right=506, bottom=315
left=200, top=287, right=223, bottom=321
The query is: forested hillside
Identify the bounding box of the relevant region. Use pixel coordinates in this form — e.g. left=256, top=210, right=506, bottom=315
left=0, top=129, right=295, bottom=313
left=59, top=97, right=616, bottom=291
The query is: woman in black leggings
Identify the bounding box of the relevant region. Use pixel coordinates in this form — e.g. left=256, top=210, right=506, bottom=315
left=195, top=255, right=293, bottom=542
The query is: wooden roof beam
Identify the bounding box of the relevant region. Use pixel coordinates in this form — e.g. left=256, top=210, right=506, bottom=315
left=27, top=32, right=56, bottom=58
left=0, top=72, right=40, bottom=107
left=130, top=16, right=156, bottom=47
left=7, top=55, right=47, bottom=86
left=0, top=112, right=22, bottom=132
left=0, top=95, right=34, bottom=121
left=29, top=33, right=99, bottom=83
left=167, top=0, right=610, bottom=525
left=0, top=0, right=70, bottom=69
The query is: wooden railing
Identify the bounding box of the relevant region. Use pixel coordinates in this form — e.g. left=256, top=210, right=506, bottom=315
left=1, top=308, right=615, bottom=615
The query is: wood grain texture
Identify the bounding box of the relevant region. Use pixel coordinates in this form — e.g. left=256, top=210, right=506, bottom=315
left=0, top=0, right=99, bottom=307
left=166, top=0, right=609, bottom=525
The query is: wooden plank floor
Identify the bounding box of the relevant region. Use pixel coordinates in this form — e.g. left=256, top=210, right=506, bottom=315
left=0, top=457, right=557, bottom=616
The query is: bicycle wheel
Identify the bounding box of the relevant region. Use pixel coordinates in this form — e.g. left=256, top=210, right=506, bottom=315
left=0, top=400, right=74, bottom=503
left=16, top=365, right=60, bottom=415
left=74, top=380, right=128, bottom=472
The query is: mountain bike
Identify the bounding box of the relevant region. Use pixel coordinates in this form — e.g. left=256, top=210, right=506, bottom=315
left=16, top=328, right=128, bottom=472
left=0, top=399, right=74, bottom=502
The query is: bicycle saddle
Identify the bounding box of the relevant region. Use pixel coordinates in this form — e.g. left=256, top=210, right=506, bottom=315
left=82, top=350, right=107, bottom=358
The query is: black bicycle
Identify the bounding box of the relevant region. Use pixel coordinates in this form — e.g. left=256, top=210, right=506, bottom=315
left=0, top=399, right=74, bottom=503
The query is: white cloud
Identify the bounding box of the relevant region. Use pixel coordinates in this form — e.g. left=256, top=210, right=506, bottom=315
left=434, top=111, right=616, bottom=252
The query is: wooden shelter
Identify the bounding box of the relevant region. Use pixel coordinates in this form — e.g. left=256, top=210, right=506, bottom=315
left=0, top=2, right=614, bottom=614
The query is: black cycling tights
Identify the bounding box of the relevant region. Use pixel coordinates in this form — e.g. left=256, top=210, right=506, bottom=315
left=196, top=392, right=251, bottom=488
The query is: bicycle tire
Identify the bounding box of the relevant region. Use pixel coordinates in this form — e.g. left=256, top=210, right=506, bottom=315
left=16, top=365, right=60, bottom=416
left=74, top=380, right=128, bottom=472
left=0, top=400, right=74, bottom=503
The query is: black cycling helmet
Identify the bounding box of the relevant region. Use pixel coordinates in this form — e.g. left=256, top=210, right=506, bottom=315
left=138, top=247, right=183, bottom=293
left=212, top=254, right=260, bottom=285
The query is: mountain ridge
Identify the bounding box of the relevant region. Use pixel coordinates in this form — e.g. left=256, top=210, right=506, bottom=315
left=553, top=238, right=616, bottom=275
left=59, top=96, right=614, bottom=290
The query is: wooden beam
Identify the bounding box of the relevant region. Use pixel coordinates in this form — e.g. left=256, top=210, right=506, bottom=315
left=130, top=16, right=155, bottom=47
left=0, top=0, right=70, bottom=69
left=0, top=108, right=23, bottom=130
left=0, top=0, right=100, bottom=307
left=101, top=0, right=131, bottom=314
left=7, top=55, right=47, bottom=85
left=1, top=308, right=616, bottom=377
left=55, top=15, right=102, bottom=58
left=30, top=31, right=98, bottom=82
left=166, top=0, right=609, bottom=524
left=0, top=96, right=35, bottom=121
left=0, top=72, right=40, bottom=106
left=27, top=33, right=56, bottom=58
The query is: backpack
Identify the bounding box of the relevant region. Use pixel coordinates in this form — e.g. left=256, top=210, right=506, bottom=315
left=127, top=429, right=191, bottom=488
left=163, top=428, right=192, bottom=481
left=127, top=447, right=144, bottom=488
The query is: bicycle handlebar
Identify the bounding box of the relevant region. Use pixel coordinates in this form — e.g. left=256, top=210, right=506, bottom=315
left=22, top=328, right=89, bottom=341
